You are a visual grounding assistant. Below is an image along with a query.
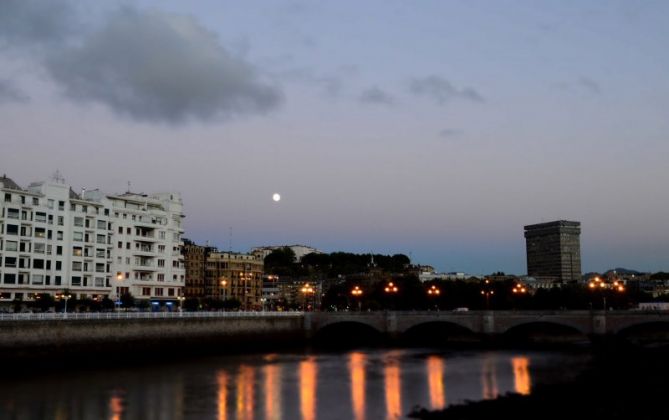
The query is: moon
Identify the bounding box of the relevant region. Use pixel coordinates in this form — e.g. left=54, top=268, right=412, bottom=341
left=272, top=193, right=281, bottom=202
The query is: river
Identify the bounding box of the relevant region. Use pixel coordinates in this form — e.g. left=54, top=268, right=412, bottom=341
left=0, top=349, right=588, bottom=420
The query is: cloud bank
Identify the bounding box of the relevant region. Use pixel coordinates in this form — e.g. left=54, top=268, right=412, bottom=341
left=410, top=75, right=483, bottom=105
left=0, top=4, right=282, bottom=123
left=359, top=86, right=395, bottom=105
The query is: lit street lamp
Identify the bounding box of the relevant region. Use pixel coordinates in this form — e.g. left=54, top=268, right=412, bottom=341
left=384, top=282, right=398, bottom=293
left=351, top=286, right=363, bottom=311
left=480, top=279, right=494, bottom=310
left=177, top=295, right=185, bottom=312
left=301, top=283, right=315, bottom=311
left=57, top=292, right=72, bottom=315
left=512, top=283, right=527, bottom=294
left=427, top=284, right=441, bottom=311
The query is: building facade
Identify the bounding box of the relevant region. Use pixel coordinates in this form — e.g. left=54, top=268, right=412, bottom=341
left=524, top=220, right=581, bottom=284
left=0, top=175, right=185, bottom=305
left=182, top=239, right=209, bottom=299
left=204, top=250, right=264, bottom=309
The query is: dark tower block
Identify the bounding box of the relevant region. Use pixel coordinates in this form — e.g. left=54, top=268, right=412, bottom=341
left=524, top=220, right=581, bottom=284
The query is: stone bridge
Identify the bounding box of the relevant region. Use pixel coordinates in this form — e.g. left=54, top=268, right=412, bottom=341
left=305, top=310, right=669, bottom=339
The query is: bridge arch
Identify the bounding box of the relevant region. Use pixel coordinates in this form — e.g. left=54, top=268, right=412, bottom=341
left=502, top=321, right=590, bottom=346
left=616, top=321, right=669, bottom=348
left=401, top=321, right=478, bottom=345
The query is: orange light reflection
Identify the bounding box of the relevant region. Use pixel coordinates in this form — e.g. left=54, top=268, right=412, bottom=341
left=349, top=352, right=366, bottom=420
left=109, top=393, right=123, bottom=420
left=427, top=356, right=446, bottom=409
left=481, top=355, right=499, bottom=400
left=217, top=371, right=228, bottom=420
left=384, top=357, right=402, bottom=420
left=512, top=356, right=531, bottom=395
left=236, top=365, right=255, bottom=420
left=299, top=357, right=318, bottom=420
left=264, top=364, right=282, bottom=420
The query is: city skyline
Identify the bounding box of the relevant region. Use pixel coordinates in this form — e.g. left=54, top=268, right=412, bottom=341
left=1, top=1, right=668, bottom=274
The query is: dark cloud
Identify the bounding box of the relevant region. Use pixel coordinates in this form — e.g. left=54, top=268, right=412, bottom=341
left=576, top=77, right=601, bottom=95
left=42, top=8, right=282, bottom=123
left=410, top=75, right=484, bottom=105
left=0, top=0, right=76, bottom=46
left=438, top=129, right=463, bottom=138
left=0, top=79, right=28, bottom=103
left=359, top=86, right=395, bottom=105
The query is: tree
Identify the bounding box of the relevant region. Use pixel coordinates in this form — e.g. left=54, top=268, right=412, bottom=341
left=264, top=247, right=297, bottom=275
left=120, top=292, right=135, bottom=309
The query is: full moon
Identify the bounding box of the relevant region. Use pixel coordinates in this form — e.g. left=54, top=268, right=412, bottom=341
left=272, top=193, right=281, bottom=202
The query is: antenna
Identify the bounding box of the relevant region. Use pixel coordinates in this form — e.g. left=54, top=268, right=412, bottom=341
left=229, top=227, right=232, bottom=252
left=51, top=170, right=65, bottom=184
left=127, top=181, right=131, bottom=193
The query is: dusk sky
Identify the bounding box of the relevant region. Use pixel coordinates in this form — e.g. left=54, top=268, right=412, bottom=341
left=1, top=0, right=668, bottom=274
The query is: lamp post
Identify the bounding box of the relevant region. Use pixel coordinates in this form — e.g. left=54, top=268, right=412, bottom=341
left=177, top=295, right=185, bottom=312
left=301, top=283, right=314, bottom=311
left=220, top=278, right=227, bottom=307
left=58, top=292, right=72, bottom=315
left=351, top=285, right=363, bottom=311
left=480, top=279, right=494, bottom=310
left=427, top=284, right=440, bottom=311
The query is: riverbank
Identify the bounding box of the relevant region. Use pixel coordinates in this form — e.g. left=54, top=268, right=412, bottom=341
left=409, top=347, right=669, bottom=419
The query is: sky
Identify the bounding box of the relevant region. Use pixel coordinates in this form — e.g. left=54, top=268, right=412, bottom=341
left=1, top=0, right=668, bottom=274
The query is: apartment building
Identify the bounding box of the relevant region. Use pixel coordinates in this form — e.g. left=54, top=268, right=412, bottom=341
left=0, top=175, right=185, bottom=304
left=203, top=250, right=264, bottom=309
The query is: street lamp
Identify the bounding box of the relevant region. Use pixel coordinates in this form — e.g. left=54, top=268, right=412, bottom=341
left=57, top=292, right=72, bottom=315
left=384, top=282, right=398, bottom=293
left=301, top=283, right=314, bottom=311
left=177, top=295, right=185, bottom=312
left=480, top=279, right=494, bottom=310
left=427, top=284, right=441, bottom=311
left=351, top=286, right=363, bottom=311
left=512, top=283, right=527, bottom=294
left=220, top=278, right=227, bottom=303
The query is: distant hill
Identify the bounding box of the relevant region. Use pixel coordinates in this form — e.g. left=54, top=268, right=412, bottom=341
left=604, top=268, right=645, bottom=276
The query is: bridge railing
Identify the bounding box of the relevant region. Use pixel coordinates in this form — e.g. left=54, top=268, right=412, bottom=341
left=0, top=311, right=304, bottom=322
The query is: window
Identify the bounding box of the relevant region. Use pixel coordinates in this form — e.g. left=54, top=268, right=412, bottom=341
left=35, top=227, right=46, bottom=238
left=34, top=243, right=45, bottom=254
left=32, top=274, right=44, bottom=285
left=157, top=274, right=165, bottom=281
left=126, top=242, right=130, bottom=250
left=95, top=263, right=105, bottom=273
left=96, top=234, right=105, bottom=244
left=73, top=232, right=83, bottom=241
left=33, top=259, right=44, bottom=269
left=118, top=226, right=123, bottom=234
left=73, top=247, right=82, bottom=257
left=57, top=231, right=63, bottom=240
left=126, top=227, right=131, bottom=235
left=158, top=259, right=165, bottom=267
left=7, top=208, right=19, bottom=219
left=95, top=277, right=104, bottom=287
left=142, top=287, right=151, bottom=296
left=56, top=246, right=63, bottom=255
left=58, top=216, right=64, bottom=226
left=4, top=273, right=16, bottom=284
left=4, top=193, right=11, bottom=202
left=71, top=276, right=81, bottom=286
left=32, top=197, right=39, bottom=205
left=5, top=241, right=17, bottom=251
left=158, top=245, right=165, bottom=252
left=159, top=231, right=166, bottom=240
left=48, top=199, right=54, bottom=209
left=96, top=248, right=105, bottom=258
left=6, top=224, right=18, bottom=235
left=74, top=217, right=83, bottom=227
left=117, top=241, right=122, bottom=249
left=35, top=212, right=47, bottom=223
left=56, top=261, right=62, bottom=270
left=72, top=261, right=82, bottom=271
left=55, top=276, right=61, bottom=285
left=154, top=288, right=163, bottom=296
left=58, top=201, right=64, bottom=211
left=3, top=257, right=17, bottom=267
left=168, top=288, right=175, bottom=297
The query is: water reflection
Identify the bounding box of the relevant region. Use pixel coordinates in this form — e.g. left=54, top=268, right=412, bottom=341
left=512, top=356, right=531, bottom=395
left=384, top=352, right=402, bottom=420
left=0, top=350, right=575, bottom=420
left=217, top=371, right=228, bottom=420
left=349, top=352, right=367, bottom=420
left=236, top=365, right=255, bottom=420
left=264, top=363, right=282, bottom=420
left=109, top=391, right=124, bottom=420
left=426, top=356, right=446, bottom=409
left=481, top=354, right=499, bottom=400
left=299, top=357, right=318, bottom=420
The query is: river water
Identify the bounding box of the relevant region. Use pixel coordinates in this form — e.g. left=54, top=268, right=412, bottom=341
left=0, top=349, right=587, bottom=420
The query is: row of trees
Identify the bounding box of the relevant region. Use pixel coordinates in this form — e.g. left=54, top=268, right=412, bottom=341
left=264, top=248, right=411, bottom=277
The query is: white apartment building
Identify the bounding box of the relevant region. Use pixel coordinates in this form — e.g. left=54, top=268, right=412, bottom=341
left=251, top=244, right=322, bottom=262
left=0, top=175, right=185, bottom=304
